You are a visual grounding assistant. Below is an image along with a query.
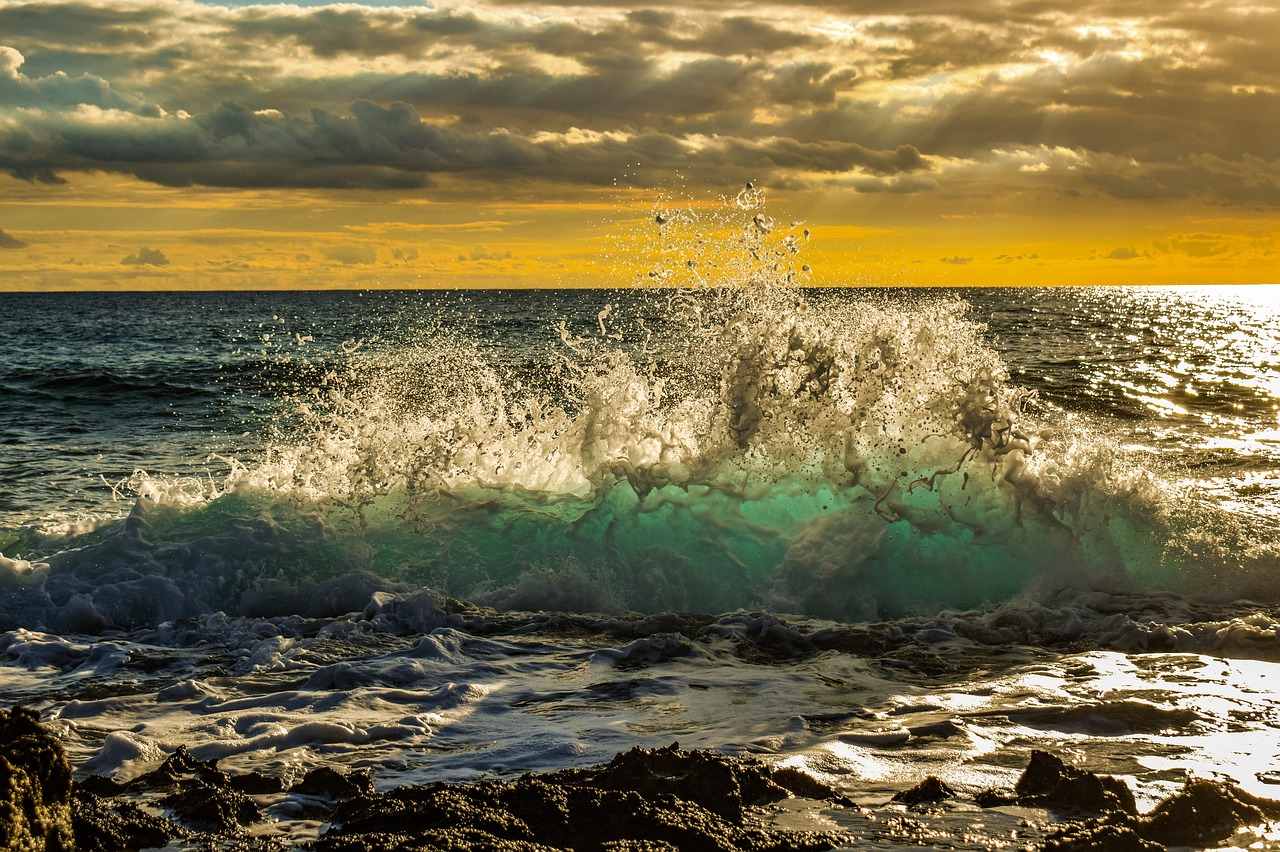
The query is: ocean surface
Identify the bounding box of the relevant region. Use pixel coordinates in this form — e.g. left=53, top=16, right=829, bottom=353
left=3, top=221, right=1280, bottom=846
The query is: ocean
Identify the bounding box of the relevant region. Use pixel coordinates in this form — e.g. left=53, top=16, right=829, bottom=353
left=3, top=263, right=1280, bottom=844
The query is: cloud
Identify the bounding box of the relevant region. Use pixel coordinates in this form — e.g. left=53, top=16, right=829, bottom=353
left=1106, top=246, right=1141, bottom=260
left=0, top=0, right=1277, bottom=205
left=0, top=96, right=931, bottom=190
left=1153, top=233, right=1241, bottom=258
left=0, top=229, right=27, bottom=248
left=0, top=45, right=136, bottom=110
left=940, top=255, right=973, bottom=264
left=121, top=247, right=169, bottom=265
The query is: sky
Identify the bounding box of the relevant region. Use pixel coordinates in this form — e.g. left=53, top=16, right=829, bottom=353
left=0, top=0, right=1278, bottom=289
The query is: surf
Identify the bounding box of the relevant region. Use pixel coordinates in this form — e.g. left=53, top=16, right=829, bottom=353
left=1, top=190, right=1273, bottom=633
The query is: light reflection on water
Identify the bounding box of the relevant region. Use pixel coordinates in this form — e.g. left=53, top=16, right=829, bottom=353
left=972, top=285, right=1280, bottom=433
left=962, top=285, right=1280, bottom=525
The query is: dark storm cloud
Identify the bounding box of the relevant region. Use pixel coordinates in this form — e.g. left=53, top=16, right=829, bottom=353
left=0, top=0, right=1276, bottom=202
left=324, top=57, right=796, bottom=128
left=0, top=95, right=928, bottom=189
left=0, top=2, right=161, bottom=49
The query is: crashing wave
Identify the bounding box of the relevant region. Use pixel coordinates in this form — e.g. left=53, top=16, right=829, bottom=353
left=1, top=188, right=1267, bottom=633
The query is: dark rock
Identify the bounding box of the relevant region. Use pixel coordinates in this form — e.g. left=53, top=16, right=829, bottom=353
left=583, top=743, right=787, bottom=820
left=1041, top=772, right=1137, bottom=817
left=161, top=779, right=261, bottom=832
left=132, top=744, right=228, bottom=790
left=892, top=776, right=955, bottom=806
left=71, top=788, right=177, bottom=852
left=315, top=828, right=559, bottom=851
left=1042, top=816, right=1163, bottom=852
left=76, top=774, right=128, bottom=797
left=1035, top=776, right=1280, bottom=851
left=1016, top=751, right=1075, bottom=798
left=293, top=766, right=375, bottom=799
left=974, top=788, right=1014, bottom=808
left=0, top=705, right=75, bottom=851
left=771, top=767, right=856, bottom=806
left=1140, top=780, right=1280, bottom=847
left=228, top=770, right=285, bottom=795
left=317, top=746, right=853, bottom=852
left=979, top=750, right=1137, bottom=816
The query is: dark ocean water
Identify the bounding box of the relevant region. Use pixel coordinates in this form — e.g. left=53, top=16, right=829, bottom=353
left=2, top=282, right=1280, bottom=848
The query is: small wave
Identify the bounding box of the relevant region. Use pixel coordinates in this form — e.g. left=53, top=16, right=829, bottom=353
left=4, top=368, right=220, bottom=403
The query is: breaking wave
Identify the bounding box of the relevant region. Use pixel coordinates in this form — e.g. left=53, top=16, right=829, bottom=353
left=2, top=190, right=1273, bottom=634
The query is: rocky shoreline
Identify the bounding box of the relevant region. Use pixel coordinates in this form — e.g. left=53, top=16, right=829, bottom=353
left=3, top=705, right=1278, bottom=850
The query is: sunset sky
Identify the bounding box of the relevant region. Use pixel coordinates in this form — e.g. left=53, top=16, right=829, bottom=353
left=0, top=0, right=1277, bottom=289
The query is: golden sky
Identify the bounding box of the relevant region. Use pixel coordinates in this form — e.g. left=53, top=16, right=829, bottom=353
left=0, top=0, right=1278, bottom=289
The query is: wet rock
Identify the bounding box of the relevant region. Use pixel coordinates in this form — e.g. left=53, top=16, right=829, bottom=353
left=771, top=766, right=855, bottom=806
left=229, top=769, right=285, bottom=794
left=71, top=788, right=177, bottom=852
left=569, top=742, right=856, bottom=817
left=317, top=746, right=853, bottom=852
left=1140, top=779, right=1280, bottom=847
left=1016, top=751, right=1076, bottom=797
left=979, top=750, right=1136, bottom=816
left=1040, top=771, right=1136, bottom=816
left=892, top=776, right=955, bottom=806
left=1035, top=777, right=1280, bottom=851
left=1041, top=816, right=1162, bottom=852
left=132, top=744, right=228, bottom=790
left=973, top=787, right=1013, bottom=808
left=77, top=774, right=128, bottom=797
left=293, top=766, right=375, bottom=799
left=0, top=705, right=74, bottom=851
left=161, top=779, right=261, bottom=833
left=581, top=743, right=788, bottom=820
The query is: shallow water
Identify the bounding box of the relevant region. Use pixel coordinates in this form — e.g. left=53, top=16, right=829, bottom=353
left=2, top=204, right=1280, bottom=847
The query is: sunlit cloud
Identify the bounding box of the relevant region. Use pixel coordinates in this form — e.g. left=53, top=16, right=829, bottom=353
left=0, top=0, right=1273, bottom=201
left=1, top=0, right=1278, bottom=287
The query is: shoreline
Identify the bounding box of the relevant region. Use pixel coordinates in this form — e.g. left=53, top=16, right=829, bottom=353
left=5, top=705, right=1277, bottom=851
